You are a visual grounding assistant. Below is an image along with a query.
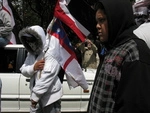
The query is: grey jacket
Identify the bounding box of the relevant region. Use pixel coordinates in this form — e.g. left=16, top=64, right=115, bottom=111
left=0, top=8, right=13, bottom=40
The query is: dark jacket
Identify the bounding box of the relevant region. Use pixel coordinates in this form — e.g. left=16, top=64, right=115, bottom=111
left=88, top=0, right=150, bottom=113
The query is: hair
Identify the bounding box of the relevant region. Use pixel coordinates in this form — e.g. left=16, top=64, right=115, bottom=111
left=94, top=2, right=106, bottom=14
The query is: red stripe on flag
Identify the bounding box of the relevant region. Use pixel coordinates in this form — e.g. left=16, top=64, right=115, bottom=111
left=2, top=6, right=11, bottom=15
left=63, top=54, right=75, bottom=70
left=48, top=30, right=76, bottom=55
left=48, top=30, right=77, bottom=70
left=54, top=1, right=86, bottom=42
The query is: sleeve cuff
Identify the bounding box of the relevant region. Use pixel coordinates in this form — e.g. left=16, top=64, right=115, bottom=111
left=31, top=92, right=40, bottom=102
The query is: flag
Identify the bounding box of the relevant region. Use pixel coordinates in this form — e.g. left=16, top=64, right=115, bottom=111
left=65, top=0, right=71, bottom=5
left=68, top=0, right=97, bottom=38
left=46, top=18, right=88, bottom=90
left=3, top=0, right=16, bottom=44
left=134, top=0, right=150, bottom=8
left=54, top=0, right=90, bottom=42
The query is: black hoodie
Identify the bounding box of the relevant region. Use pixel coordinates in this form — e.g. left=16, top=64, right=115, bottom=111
left=88, top=0, right=150, bottom=113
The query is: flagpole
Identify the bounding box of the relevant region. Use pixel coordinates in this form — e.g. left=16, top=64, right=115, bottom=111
left=47, top=17, right=57, bottom=34
left=39, top=17, right=57, bottom=79
left=46, top=17, right=57, bottom=50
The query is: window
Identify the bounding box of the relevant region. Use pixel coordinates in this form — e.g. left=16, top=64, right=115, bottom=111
left=0, top=48, right=17, bottom=73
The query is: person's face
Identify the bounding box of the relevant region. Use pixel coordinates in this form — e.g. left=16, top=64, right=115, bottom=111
left=96, top=9, right=108, bottom=43
left=87, top=43, right=91, bottom=48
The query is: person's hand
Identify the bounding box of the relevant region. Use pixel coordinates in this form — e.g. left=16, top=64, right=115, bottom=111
left=31, top=99, right=37, bottom=108
left=34, top=59, right=45, bottom=71
left=86, top=39, right=92, bottom=44
left=84, top=47, right=88, bottom=50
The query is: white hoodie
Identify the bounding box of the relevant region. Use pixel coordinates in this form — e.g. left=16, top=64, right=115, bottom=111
left=19, top=25, right=62, bottom=107
left=133, top=23, right=150, bottom=49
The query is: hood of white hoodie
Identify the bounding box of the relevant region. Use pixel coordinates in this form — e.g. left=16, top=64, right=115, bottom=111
left=133, top=23, right=150, bottom=49
left=19, top=25, right=46, bottom=55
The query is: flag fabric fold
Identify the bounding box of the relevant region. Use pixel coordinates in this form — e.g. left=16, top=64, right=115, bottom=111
left=54, top=0, right=90, bottom=42
left=46, top=18, right=88, bottom=90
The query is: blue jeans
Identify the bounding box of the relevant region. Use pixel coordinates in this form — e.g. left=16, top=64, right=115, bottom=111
left=0, top=37, right=9, bottom=47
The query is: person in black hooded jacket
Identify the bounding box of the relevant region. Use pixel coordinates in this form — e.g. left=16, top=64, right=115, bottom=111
left=88, top=0, right=150, bottom=113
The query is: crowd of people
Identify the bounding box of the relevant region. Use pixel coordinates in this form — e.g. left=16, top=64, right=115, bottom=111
left=1, top=0, right=150, bottom=113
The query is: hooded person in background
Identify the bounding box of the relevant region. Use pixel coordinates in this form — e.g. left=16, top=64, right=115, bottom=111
left=88, top=0, right=150, bottom=113
left=0, top=0, right=13, bottom=47
left=19, top=25, right=63, bottom=113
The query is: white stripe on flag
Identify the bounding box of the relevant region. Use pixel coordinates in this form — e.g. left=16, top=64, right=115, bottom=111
left=54, top=0, right=90, bottom=42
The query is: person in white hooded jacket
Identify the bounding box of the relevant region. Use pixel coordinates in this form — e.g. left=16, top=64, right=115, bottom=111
left=19, top=25, right=63, bottom=113
left=133, top=22, right=150, bottom=49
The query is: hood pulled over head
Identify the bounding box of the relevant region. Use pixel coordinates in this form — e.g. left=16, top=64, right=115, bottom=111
left=19, top=25, right=46, bottom=55
left=95, top=0, right=136, bottom=48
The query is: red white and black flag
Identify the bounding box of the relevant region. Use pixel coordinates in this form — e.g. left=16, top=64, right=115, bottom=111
left=54, top=0, right=92, bottom=42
